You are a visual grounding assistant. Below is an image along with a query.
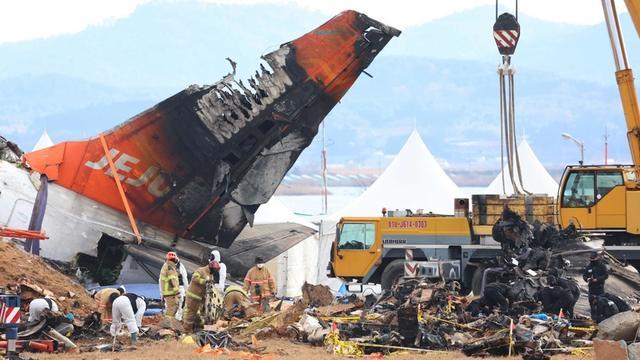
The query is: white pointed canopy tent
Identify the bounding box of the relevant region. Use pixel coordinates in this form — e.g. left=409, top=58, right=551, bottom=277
left=32, top=131, right=54, bottom=151
left=316, top=130, right=464, bottom=288
left=333, top=130, right=463, bottom=218
left=486, top=139, right=558, bottom=196
left=256, top=197, right=320, bottom=297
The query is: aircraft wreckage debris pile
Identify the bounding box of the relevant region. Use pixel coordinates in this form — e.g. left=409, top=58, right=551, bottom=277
left=3, top=210, right=640, bottom=358
left=174, top=209, right=640, bottom=358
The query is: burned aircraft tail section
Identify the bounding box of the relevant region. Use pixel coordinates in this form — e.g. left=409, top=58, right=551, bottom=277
left=24, top=10, right=400, bottom=248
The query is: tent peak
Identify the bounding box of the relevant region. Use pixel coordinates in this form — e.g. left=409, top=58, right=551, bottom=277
left=487, top=139, right=558, bottom=196
left=32, top=131, right=54, bottom=152
left=332, top=128, right=462, bottom=218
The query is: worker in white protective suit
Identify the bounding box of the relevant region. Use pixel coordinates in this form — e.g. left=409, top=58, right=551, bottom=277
left=108, top=292, right=146, bottom=345
left=175, top=256, right=189, bottom=320
left=210, top=250, right=227, bottom=290
left=28, top=297, right=59, bottom=322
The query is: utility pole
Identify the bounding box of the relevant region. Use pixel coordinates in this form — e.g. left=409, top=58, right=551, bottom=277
left=604, top=126, right=609, bottom=165
left=321, top=121, right=328, bottom=215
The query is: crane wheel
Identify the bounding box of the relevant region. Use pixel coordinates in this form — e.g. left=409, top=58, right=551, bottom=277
left=381, top=259, right=405, bottom=290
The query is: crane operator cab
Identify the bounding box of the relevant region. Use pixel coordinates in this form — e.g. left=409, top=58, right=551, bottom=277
left=558, top=165, right=640, bottom=243
left=331, top=220, right=381, bottom=279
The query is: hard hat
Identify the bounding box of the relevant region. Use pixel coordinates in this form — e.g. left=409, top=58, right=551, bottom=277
left=166, top=251, right=178, bottom=261
left=208, top=260, right=221, bottom=271
left=590, top=252, right=601, bottom=261
left=210, top=249, right=221, bottom=262
left=117, top=285, right=126, bottom=294
left=255, top=256, right=264, bottom=264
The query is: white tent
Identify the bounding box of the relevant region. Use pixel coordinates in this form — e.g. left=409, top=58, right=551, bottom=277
left=253, top=197, right=315, bottom=228
left=333, top=130, right=463, bottom=218
left=257, top=197, right=320, bottom=297
left=32, top=131, right=54, bottom=151
left=486, top=139, right=559, bottom=196
left=315, top=130, right=463, bottom=289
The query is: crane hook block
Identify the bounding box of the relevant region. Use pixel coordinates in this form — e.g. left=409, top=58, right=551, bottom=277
left=493, top=13, right=520, bottom=56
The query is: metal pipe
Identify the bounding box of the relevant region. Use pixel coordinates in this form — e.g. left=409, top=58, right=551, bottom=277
left=46, top=328, right=77, bottom=350
left=509, top=71, right=529, bottom=194
left=499, top=66, right=507, bottom=194
left=612, top=0, right=630, bottom=69
left=602, top=0, right=629, bottom=71
left=562, top=133, right=585, bottom=165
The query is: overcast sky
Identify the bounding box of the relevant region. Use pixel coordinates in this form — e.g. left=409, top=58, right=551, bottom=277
left=0, top=0, right=625, bottom=44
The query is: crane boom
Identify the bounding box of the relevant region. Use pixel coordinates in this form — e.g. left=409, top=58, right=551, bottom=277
left=603, top=0, right=640, bottom=180
left=625, top=0, right=640, bottom=37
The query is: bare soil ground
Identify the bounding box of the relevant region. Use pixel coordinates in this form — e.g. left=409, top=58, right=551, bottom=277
left=25, top=338, right=589, bottom=360
left=0, top=240, right=94, bottom=316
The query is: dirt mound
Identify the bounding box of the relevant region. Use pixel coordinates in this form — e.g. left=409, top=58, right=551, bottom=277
left=301, top=282, right=333, bottom=307
left=0, top=240, right=94, bottom=316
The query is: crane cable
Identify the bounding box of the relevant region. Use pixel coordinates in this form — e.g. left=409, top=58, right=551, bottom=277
left=510, top=67, right=529, bottom=194
left=495, top=0, right=530, bottom=195
left=498, top=52, right=530, bottom=195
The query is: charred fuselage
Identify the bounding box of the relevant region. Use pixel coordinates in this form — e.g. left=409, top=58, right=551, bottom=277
left=24, top=11, right=400, bottom=248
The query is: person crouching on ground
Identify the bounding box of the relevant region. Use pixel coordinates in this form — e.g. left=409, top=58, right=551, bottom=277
left=28, top=296, right=59, bottom=322
left=92, top=287, right=121, bottom=323
left=108, top=292, right=146, bottom=345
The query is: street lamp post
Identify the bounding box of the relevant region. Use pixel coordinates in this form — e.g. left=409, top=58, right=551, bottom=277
left=562, top=133, right=585, bottom=165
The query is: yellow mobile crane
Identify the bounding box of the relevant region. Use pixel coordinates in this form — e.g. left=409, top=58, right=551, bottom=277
left=558, top=0, right=640, bottom=246
left=329, top=2, right=640, bottom=290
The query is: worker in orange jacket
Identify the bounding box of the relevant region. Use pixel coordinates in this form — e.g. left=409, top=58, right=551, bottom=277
left=243, top=257, right=275, bottom=312
left=92, top=287, right=124, bottom=323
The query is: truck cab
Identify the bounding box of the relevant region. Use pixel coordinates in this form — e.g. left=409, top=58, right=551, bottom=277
left=331, top=218, right=381, bottom=279
left=558, top=165, right=640, bottom=242
left=329, top=209, right=501, bottom=294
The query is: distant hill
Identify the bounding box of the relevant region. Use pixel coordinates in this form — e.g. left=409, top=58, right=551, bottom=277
left=0, top=74, right=155, bottom=149
left=0, top=1, right=633, bottom=184
left=0, top=2, right=325, bottom=88
left=309, top=56, right=626, bottom=177
left=384, top=5, right=640, bottom=85
left=1, top=3, right=634, bottom=88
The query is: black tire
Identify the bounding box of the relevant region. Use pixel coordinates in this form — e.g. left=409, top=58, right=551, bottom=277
left=381, top=260, right=405, bottom=290
left=471, top=266, right=485, bottom=296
